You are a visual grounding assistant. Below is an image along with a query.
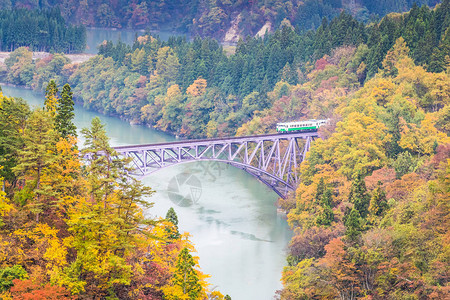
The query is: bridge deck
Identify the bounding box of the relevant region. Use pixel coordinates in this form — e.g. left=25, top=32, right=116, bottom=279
left=108, top=131, right=319, bottom=198
left=113, top=131, right=318, bottom=151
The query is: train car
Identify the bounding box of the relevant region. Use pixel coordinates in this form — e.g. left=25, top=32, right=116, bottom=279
left=276, top=119, right=328, bottom=133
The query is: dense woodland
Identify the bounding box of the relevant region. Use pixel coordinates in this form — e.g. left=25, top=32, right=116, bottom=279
left=0, top=8, right=86, bottom=52
left=272, top=38, right=449, bottom=298
left=0, top=0, right=442, bottom=39
left=0, top=82, right=228, bottom=299
left=3, top=2, right=449, bottom=139
left=0, top=1, right=449, bottom=299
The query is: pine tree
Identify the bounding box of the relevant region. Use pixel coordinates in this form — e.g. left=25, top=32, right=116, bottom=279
left=55, top=83, right=77, bottom=138
left=428, top=28, right=450, bottom=73
left=166, top=207, right=179, bottom=226
left=0, top=96, right=30, bottom=185
left=12, top=109, right=58, bottom=221
left=368, top=182, right=388, bottom=217
left=321, top=187, right=333, bottom=207
left=316, top=186, right=334, bottom=226
left=173, top=247, right=202, bottom=299
left=63, top=117, right=154, bottom=295
left=316, top=205, right=334, bottom=226
left=165, top=207, right=180, bottom=239
left=315, top=177, right=325, bottom=203
left=44, top=80, right=59, bottom=118
left=81, top=117, right=131, bottom=206
left=344, top=208, right=361, bottom=241
left=349, top=173, right=370, bottom=218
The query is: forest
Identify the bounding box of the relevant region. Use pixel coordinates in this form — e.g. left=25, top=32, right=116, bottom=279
left=2, top=2, right=449, bottom=139
left=0, top=1, right=448, bottom=299
left=0, top=82, right=228, bottom=299
left=0, top=8, right=86, bottom=53
left=0, top=0, right=442, bottom=40
left=271, top=37, right=449, bottom=298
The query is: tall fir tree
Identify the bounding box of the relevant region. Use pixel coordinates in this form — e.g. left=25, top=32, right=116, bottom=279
left=368, top=182, right=389, bottom=217
left=0, top=96, right=30, bottom=186
left=173, top=247, right=202, bottom=299
left=165, top=207, right=180, bottom=239
left=81, top=117, right=125, bottom=206
left=166, top=207, right=179, bottom=226
left=63, top=116, right=154, bottom=296
left=44, top=80, right=59, bottom=118
left=55, top=83, right=77, bottom=138
left=349, top=173, right=370, bottom=218
left=316, top=187, right=334, bottom=226
left=315, top=177, right=325, bottom=203
left=344, top=208, right=362, bottom=241
left=12, top=109, right=58, bottom=221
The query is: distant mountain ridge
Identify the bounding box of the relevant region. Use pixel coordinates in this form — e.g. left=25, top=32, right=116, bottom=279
left=0, top=0, right=442, bottom=41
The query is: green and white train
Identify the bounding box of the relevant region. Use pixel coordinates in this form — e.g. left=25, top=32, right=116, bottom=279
left=276, top=119, right=328, bottom=133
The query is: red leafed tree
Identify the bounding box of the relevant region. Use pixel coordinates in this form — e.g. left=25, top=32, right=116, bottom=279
left=315, top=57, right=330, bottom=71
left=364, top=167, right=396, bottom=190
left=318, top=237, right=360, bottom=299
left=10, top=279, right=74, bottom=300
left=289, top=224, right=345, bottom=260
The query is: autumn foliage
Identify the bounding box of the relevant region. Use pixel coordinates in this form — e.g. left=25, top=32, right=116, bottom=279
left=276, top=37, right=450, bottom=299
left=0, top=89, right=223, bottom=299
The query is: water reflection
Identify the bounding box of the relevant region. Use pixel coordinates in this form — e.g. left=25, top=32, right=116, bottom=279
left=143, top=161, right=292, bottom=299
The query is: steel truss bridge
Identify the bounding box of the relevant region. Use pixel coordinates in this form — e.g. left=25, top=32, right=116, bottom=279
left=112, top=132, right=318, bottom=198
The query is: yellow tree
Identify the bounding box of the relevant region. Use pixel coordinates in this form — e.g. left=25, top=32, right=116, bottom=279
left=159, top=238, right=210, bottom=299
left=58, top=117, right=156, bottom=297
left=423, top=72, right=450, bottom=111
left=40, top=136, right=84, bottom=215
left=399, top=115, right=450, bottom=156
left=186, top=78, right=207, bottom=97
left=381, top=37, right=410, bottom=78
left=159, top=84, right=184, bottom=131
left=44, top=80, right=59, bottom=118
left=130, top=48, right=148, bottom=74
left=12, top=223, right=68, bottom=284
left=319, top=112, right=391, bottom=178
left=0, top=172, right=14, bottom=228
left=155, top=46, right=180, bottom=86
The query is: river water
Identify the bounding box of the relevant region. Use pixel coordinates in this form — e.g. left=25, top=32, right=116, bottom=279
left=2, top=83, right=291, bottom=299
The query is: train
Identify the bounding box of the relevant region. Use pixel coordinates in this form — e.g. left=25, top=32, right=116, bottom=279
left=276, top=119, right=328, bottom=133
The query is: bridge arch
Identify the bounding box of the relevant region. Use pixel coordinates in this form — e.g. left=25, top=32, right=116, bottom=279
left=113, top=132, right=317, bottom=198
left=134, top=158, right=294, bottom=198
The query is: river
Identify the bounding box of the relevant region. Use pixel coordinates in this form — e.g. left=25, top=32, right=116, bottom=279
left=1, top=85, right=292, bottom=299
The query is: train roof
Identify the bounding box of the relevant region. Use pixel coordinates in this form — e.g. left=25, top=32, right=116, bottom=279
left=276, top=119, right=328, bottom=125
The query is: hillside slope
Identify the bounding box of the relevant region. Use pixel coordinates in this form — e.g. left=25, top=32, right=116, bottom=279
left=0, top=0, right=442, bottom=41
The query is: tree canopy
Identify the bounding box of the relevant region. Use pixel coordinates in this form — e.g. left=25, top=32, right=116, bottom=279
left=0, top=87, right=226, bottom=299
